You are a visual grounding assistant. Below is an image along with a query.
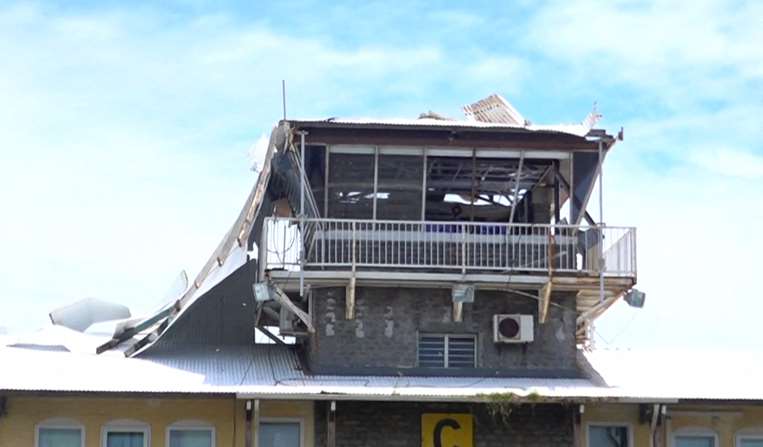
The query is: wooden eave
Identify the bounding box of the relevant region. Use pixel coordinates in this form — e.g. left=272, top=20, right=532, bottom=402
left=286, top=120, right=614, bottom=152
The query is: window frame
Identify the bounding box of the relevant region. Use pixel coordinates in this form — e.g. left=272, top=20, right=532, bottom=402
left=101, top=419, right=150, bottom=447
left=670, top=427, right=719, bottom=447
left=417, top=332, right=477, bottom=368
left=258, top=417, right=304, bottom=447
left=735, top=429, right=763, bottom=447
left=36, top=418, right=85, bottom=447
left=585, top=421, right=634, bottom=447
left=166, top=419, right=216, bottom=447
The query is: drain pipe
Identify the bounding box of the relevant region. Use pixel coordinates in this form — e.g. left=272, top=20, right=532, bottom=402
left=297, top=131, right=308, bottom=297
left=649, top=404, right=666, bottom=447
left=598, top=139, right=605, bottom=304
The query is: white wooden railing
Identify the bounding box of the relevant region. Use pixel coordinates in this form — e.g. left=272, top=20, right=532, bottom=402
left=262, top=217, right=636, bottom=278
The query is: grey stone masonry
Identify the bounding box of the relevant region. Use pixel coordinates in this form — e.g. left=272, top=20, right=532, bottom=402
left=314, top=401, right=574, bottom=447
left=307, top=286, right=578, bottom=377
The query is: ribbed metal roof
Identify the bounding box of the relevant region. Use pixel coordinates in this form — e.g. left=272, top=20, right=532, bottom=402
left=5, top=342, right=763, bottom=402
left=0, top=343, right=605, bottom=401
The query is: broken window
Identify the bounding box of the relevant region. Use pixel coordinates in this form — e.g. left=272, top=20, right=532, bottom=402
left=326, top=148, right=374, bottom=219
left=376, top=149, right=423, bottom=220
left=425, top=156, right=549, bottom=222
left=304, top=145, right=326, bottom=216
left=321, top=146, right=553, bottom=223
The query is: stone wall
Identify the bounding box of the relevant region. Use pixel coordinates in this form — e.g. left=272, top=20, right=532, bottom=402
left=307, top=287, right=578, bottom=377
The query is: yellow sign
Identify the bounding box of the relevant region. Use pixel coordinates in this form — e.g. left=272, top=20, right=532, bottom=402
left=421, top=413, right=473, bottom=447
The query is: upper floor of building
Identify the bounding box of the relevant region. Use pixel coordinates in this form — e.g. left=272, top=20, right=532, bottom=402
left=258, top=102, right=636, bottom=288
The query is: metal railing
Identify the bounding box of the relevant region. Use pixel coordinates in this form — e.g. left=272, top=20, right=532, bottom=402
left=262, top=217, right=636, bottom=277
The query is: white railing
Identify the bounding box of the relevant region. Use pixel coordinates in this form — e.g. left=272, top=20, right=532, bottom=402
left=262, top=217, right=636, bottom=278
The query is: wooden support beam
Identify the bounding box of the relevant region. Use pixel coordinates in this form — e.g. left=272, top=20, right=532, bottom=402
left=245, top=400, right=254, bottom=447
left=257, top=326, right=286, bottom=345
left=271, top=283, right=315, bottom=333
left=576, top=292, right=621, bottom=326
left=327, top=401, right=336, bottom=447
left=554, top=170, right=596, bottom=226
left=253, top=399, right=260, bottom=447
left=346, top=277, right=356, bottom=320
left=453, top=301, right=464, bottom=322
left=539, top=280, right=553, bottom=324
left=572, top=405, right=582, bottom=447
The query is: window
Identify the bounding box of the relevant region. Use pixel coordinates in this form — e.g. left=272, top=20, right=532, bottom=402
left=418, top=334, right=476, bottom=368
left=672, top=428, right=718, bottom=447
left=101, top=420, right=149, bottom=447
left=736, top=431, right=763, bottom=447
left=675, top=436, right=715, bottom=447
left=37, top=419, right=84, bottom=447
left=259, top=420, right=302, bottom=447
left=167, top=421, right=215, bottom=447
left=375, top=150, right=423, bottom=220
left=327, top=149, right=375, bottom=219
left=588, top=424, right=630, bottom=447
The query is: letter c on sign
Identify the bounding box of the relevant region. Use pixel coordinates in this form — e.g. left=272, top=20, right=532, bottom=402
left=433, top=418, right=461, bottom=447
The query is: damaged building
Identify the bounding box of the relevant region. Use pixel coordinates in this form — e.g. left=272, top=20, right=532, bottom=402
left=3, top=95, right=753, bottom=447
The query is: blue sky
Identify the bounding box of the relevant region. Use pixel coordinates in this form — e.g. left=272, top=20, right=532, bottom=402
left=0, top=1, right=761, bottom=349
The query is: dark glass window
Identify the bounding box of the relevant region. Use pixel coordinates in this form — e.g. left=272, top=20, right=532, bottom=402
left=327, top=152, right=374, bottom=219
left=376, top=153, right=423, bottom=220
left=589, top=426, right=629, bottom=447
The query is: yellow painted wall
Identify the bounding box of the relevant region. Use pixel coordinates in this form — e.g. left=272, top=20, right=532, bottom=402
left=582, top=403, right=763, bottom=447
left=0, top=395, right=314, bottom=447
left=668, top=404, right=763, bottom=447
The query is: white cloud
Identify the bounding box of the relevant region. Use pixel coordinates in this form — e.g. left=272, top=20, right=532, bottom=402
left=0, top=3, right=531, bottom=332
left=690, top=148, right=763, bottom=179
left=524, top=0, right=763, bottom=106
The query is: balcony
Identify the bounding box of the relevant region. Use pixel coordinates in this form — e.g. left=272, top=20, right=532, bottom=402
left=261, top=217, right=636, bottom=288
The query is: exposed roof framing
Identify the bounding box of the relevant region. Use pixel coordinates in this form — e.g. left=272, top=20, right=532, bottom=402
left=97, top=123, right=294, bottom=356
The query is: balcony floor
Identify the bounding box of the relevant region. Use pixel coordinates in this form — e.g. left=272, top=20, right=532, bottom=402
left=268, top=268, right=635, bottom=294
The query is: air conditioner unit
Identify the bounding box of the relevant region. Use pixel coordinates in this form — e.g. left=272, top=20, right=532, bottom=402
left=493, top=314, right=534, bottom=343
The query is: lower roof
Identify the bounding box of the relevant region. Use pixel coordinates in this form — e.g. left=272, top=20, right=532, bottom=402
left=2, top=341, right=761, bottom=404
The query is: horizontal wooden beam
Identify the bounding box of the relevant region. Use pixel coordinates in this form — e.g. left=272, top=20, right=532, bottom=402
left=299, top=127, right=603, bottom=151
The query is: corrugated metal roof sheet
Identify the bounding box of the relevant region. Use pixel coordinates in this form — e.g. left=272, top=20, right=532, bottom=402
left=6, top=343, right=762, bottom=402
left=0, top=344, right=605, bottom=400
left=5, top=328, right=763, bottom=402
left=463, top=94, right=526, bottom=126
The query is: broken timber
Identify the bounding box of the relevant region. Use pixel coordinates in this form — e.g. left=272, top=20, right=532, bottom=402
left=99, top=124, right=285, bottom=356
left=271, top=283, right=315, bottom=334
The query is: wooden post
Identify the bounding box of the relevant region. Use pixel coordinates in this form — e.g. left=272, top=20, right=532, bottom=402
left=253, top=399, right=260, bottom=447
left=572, top=404, right=582, bottom=447
left=539, top=281, right=553, bottom=324
left=327, top=400, right=336, bottom=447
left=346, top=278, right=356, bottom=320
left=245, top=400, right=251, bottom=447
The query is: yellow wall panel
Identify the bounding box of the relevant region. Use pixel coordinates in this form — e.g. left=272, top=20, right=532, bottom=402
left=0, top=395, right=314, bottom=447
